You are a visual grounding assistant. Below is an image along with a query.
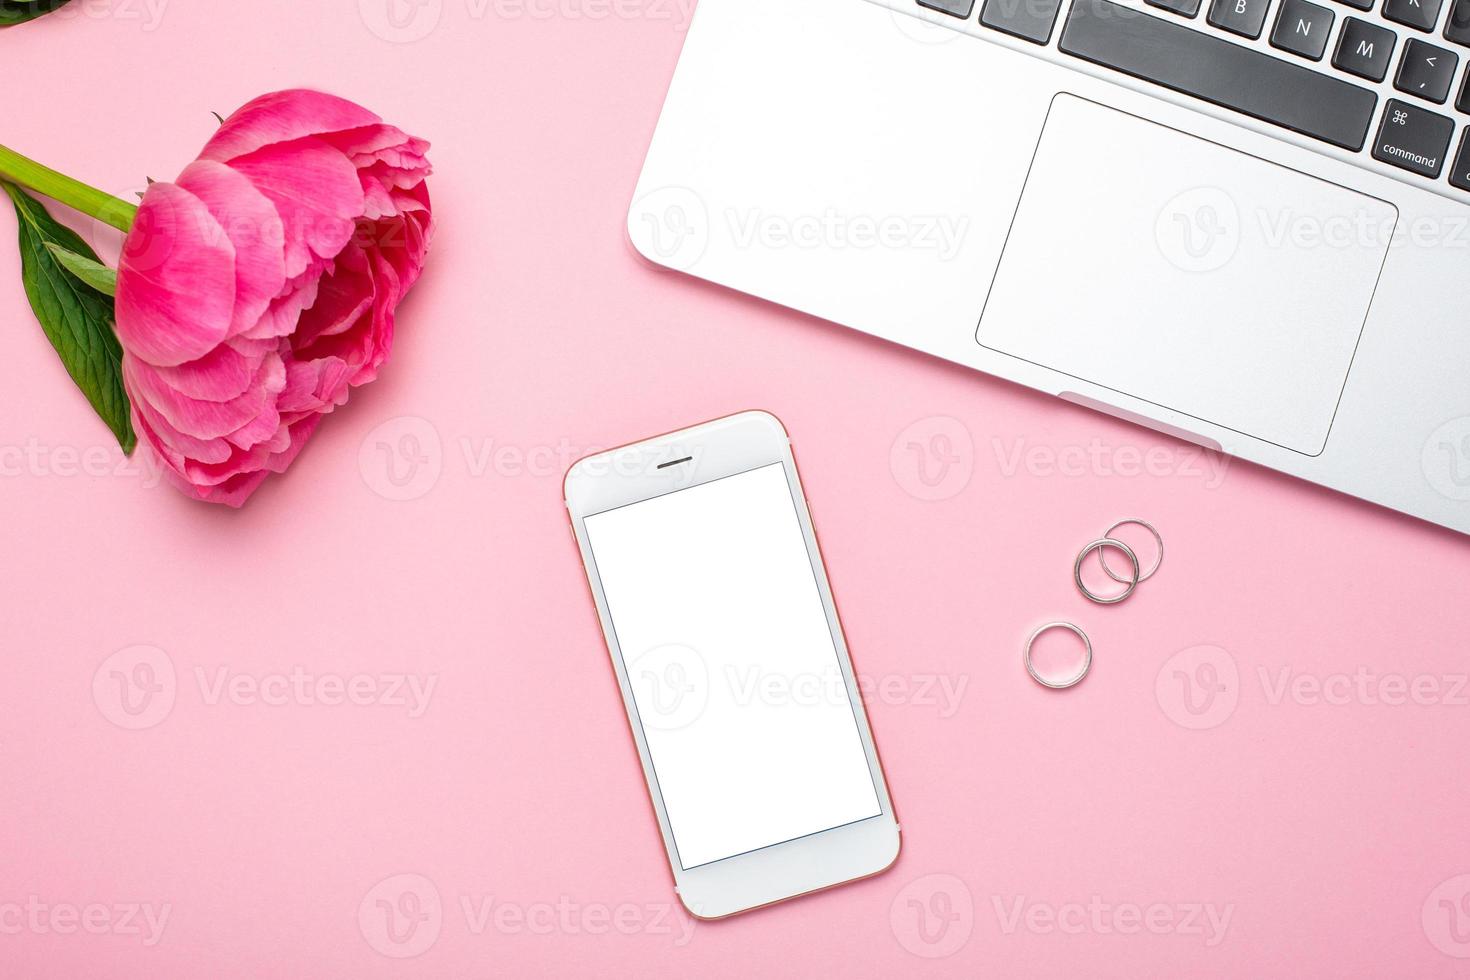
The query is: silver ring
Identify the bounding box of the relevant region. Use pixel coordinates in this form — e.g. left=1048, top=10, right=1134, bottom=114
left=1099, top=518, right=1164, bottom=584
left=1024, top=622, right=1093, bottom=690
left=1074, top=538, right=1139, bottom=604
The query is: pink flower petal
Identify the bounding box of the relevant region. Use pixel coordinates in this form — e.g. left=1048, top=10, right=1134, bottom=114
left=202, top=90, right=381, bottom=165
left=246, top=274, right=321, bottom=340
left=225, top=137, right=364, bottom=280
left=115, top=183, right=238, bottom=367
left=129, top=384, right=235, bottom=465
left=176, top=159, right=287, bottom=338
left=125, top=353, right=285, bottom=440
left=150, top=343, right=264, bottom=402
left=278, top=355, right=352, bottom=414
left=294, top=244, right=372, bottom=346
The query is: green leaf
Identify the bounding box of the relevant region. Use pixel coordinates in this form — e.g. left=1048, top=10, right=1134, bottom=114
left=4, top=181, right=135, bottom=454
left=45, top=241, right=117, bottom=296
left=0, top=0, right=73, bottom=27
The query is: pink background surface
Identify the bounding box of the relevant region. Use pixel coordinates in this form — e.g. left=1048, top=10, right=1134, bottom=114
left=3, top=1, right=1470, bottom=976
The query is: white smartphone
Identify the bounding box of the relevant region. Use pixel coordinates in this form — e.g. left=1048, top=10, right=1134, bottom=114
left=564, top=411, right=901, bottom=919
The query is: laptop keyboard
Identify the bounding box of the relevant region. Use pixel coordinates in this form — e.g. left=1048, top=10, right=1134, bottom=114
left=916, top=0, right=1470, bottom=191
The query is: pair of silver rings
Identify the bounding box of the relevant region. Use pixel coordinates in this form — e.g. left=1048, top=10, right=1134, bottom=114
left=1024, top=519, right=1164, bottom=690
left=1073, top=518, right=1165, bottom=605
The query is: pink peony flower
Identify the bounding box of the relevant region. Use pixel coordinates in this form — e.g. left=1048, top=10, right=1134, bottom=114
left=114, top=89, right=433, bottom=506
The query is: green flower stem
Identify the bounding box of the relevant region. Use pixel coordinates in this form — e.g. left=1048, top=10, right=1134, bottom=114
left=0, top=142, right=136, bottom=232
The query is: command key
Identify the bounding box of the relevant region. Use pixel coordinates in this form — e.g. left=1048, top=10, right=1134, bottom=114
left=1372, top=99, right=1454, bottom=178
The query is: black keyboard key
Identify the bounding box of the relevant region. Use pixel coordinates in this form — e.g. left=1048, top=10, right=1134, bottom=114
left=1448, top=0, right=1470, bottom=44
left=1460, top=69, right=1470, bottom=110
left=1334, top=0, right=1374, bottom=10
left=1059, top=0, right=1378, bottom=149
left=981, top=0, right=1063, bottom=43
left=917, top=0, right=976, bottom=17
left=1395, top=38, right=1459, bottom=101
left=1209, top=0, right=1272, bottom=37
left=1271, top=0, right=1335, bottom=59
left=1335, top=18, right=1398, bottom=79
left=1451, top=132, right=1470, bottom=189
left=1372, top=99, right=1455, bottom=175
left=1148, top=0, right=1203, bottom=16
left=1384, top=0, right=1444, bottom=31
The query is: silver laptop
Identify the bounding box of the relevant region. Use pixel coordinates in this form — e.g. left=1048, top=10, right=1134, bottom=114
left=628, top=0, right=1470, bottom=535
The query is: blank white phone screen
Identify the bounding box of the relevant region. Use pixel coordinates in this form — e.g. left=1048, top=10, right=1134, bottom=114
left=583, top=462, right=882, bottom=870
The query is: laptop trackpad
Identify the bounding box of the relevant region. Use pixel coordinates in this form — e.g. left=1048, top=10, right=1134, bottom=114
left=977, top=94, right=1395, bottom=456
